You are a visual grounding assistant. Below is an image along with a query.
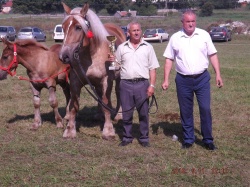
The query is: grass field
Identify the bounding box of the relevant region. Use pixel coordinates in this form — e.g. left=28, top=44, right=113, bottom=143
left=0, top=9, right=249, bottom=187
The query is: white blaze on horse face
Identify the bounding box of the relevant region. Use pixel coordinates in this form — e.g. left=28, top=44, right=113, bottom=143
left=62, top=20, right=73, bottom=47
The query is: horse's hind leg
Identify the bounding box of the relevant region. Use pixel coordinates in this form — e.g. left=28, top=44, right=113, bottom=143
left=30, top=85, right=42, bottom=130
left=60, top=81, right=71, bottom=121
left=114, top=77, right=122, bottom=121
left=48, top=86, right=63, bottom=128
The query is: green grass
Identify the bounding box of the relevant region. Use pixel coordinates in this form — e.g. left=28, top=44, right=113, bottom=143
left=0, top=10, right=249, bottom=186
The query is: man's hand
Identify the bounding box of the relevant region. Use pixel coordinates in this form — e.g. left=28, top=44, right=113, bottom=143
left=147, top=85, right=155, bottom=97
left=216, top=75, right=223, bottom=88
left=162, top=80, right=170, bottom=90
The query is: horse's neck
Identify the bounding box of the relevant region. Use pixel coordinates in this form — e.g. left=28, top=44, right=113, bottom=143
left=89, top=41, right=109, bottom=62
left=79, top=46, right=92, bottom=68
left=17, top=46, right=38, bottom=71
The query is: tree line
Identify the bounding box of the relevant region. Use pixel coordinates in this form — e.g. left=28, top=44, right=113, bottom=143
left=6, top=0, right=243, bottom=16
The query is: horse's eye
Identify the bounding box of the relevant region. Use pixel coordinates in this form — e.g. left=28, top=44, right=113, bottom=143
left=75, top=25, right=82, bottom=31
left=2, top=55, right=8, bottom=60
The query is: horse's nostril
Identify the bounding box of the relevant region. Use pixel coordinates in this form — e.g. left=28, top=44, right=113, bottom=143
left=62, top=55, right=71, bottom=64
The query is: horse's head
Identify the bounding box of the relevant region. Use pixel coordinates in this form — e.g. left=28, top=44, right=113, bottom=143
left=59, top=2, right=109, bottom=64
left=0, top=37, right=18, bottom=79
left=60, top=3, right=91, bottom=64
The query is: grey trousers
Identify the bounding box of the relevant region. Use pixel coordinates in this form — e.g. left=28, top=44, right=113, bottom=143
left=120, top=79, right=149, bottom=143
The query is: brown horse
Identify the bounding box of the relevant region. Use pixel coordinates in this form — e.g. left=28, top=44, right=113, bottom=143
left=0, top=38, right=71, bottom=129
left=59, top=2, right=126, bottom=139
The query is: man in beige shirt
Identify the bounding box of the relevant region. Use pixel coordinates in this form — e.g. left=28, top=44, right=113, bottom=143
left=110, top=21, right=159, bottom=147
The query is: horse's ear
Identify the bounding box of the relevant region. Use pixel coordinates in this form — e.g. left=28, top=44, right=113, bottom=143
left=80, top=3, right=89, bottom=16
left=62, top=2, right=71, bottom=15
left=1, top=37, right=9, bottom=45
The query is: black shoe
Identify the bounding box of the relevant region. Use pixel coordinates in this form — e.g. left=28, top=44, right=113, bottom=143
left=119, top=141, right=132, bottom=147
left=140, top=142, right=150, bottom=147
left=182, top=143, right=193, bottom=149
left=204, top=143, right=217, bottom=150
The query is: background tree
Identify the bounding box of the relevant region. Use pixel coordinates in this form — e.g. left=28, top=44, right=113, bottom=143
left=178, top=0, right=196, bottom=9
left=105, top=0, right=125, bottom=15
left=131, top=0, right=157, bottom=16
left=199, top=1, right=214, bottom=17
left=197, top=0, right=239, bottom=9
left=211, top=0, right=239, bottom=9
left=89, top=0, right=106, bottom=13
left=12, top=0, right=84, bottom=14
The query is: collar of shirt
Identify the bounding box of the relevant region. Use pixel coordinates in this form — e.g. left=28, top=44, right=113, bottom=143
left=123, top=39, right=148, bottom=49
left=180, top=28, right=199, bottom=38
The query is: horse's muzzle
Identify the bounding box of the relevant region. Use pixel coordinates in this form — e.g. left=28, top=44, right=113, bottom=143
left=60, top=54, right=71, bottom=64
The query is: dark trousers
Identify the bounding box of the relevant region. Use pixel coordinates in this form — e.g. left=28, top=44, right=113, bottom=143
left=120, top=79, right=149, bottom=143
left=175, top=70, right=213, bottom=144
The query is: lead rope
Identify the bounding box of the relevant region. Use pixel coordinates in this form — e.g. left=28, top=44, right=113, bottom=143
left=72, top=37, right=158, bottom=115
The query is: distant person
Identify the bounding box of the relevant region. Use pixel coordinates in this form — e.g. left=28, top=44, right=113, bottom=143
left=109, top=21, right=160, bottom=147
left=162, top=10, right=223, bottom=150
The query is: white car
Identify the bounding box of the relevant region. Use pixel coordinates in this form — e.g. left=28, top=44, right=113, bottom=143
left=143, top=28, right=169, bottom=43
left=53, top=24, right=64, bottom=42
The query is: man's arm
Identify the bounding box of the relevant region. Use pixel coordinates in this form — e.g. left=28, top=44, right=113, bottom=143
left=147, top=68, right=157, bottom=97
left=209, top=53, right=223, bottom=88
left=162, top=58, right=173, bottom=90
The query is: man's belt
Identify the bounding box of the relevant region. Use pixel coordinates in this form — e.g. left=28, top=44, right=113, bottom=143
left=178, top=70, right=207, bottom=78
left=123, top=78, right=147, bottom=83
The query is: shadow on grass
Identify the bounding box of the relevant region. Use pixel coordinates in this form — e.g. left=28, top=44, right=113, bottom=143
left=151, top=112, right=204, bottom=147
left=6, top=107, right=204, bottom=146
left=7, top=106, right=104, bottom=129
left=151, top=121, right=205, bottom=147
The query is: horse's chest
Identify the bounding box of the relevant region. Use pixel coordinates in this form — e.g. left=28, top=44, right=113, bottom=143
left=86, top=65, right=105, bottom=79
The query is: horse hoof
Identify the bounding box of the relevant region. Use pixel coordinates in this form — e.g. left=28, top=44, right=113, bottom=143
left=29, top=124, right=39, bottom=131
left=102, top=135, right=115, bottom=141
left=63, top=130, right=76, bottom=138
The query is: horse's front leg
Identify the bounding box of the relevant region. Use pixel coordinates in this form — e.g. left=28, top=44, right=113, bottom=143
left=99, top=77, right=115, bottom=140
left=63, top=75, right=81, bottom=138
left=48, top=86, right=63, bottom=128
left=30, top=84, right=42, bottom=130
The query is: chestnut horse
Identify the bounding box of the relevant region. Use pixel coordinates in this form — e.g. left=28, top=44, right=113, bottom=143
left=59, top=3, right=126, bottom=139
left=0, top=38, right=70, bottom=129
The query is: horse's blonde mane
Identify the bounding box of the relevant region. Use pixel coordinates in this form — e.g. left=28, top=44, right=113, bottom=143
left=63, top=7, right=109, bottom=46
left=16, top=39, right=49, bottom=50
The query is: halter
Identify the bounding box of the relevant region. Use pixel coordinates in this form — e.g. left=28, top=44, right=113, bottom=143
left=63, top=14, right=93, bottom=48
left=0, top=44, right=18, bottom=76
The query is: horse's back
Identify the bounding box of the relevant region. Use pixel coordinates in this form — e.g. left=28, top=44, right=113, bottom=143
left=104, top=23, right=126, bottom=47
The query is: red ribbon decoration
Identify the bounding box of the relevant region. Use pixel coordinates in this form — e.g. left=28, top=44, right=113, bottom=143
left=86, top=30, right=94, bottom=38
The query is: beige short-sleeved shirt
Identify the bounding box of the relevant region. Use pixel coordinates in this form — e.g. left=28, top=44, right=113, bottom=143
left=116, top=40, right=160, bottom=79
left=163, top=28, right=217, bottom=75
